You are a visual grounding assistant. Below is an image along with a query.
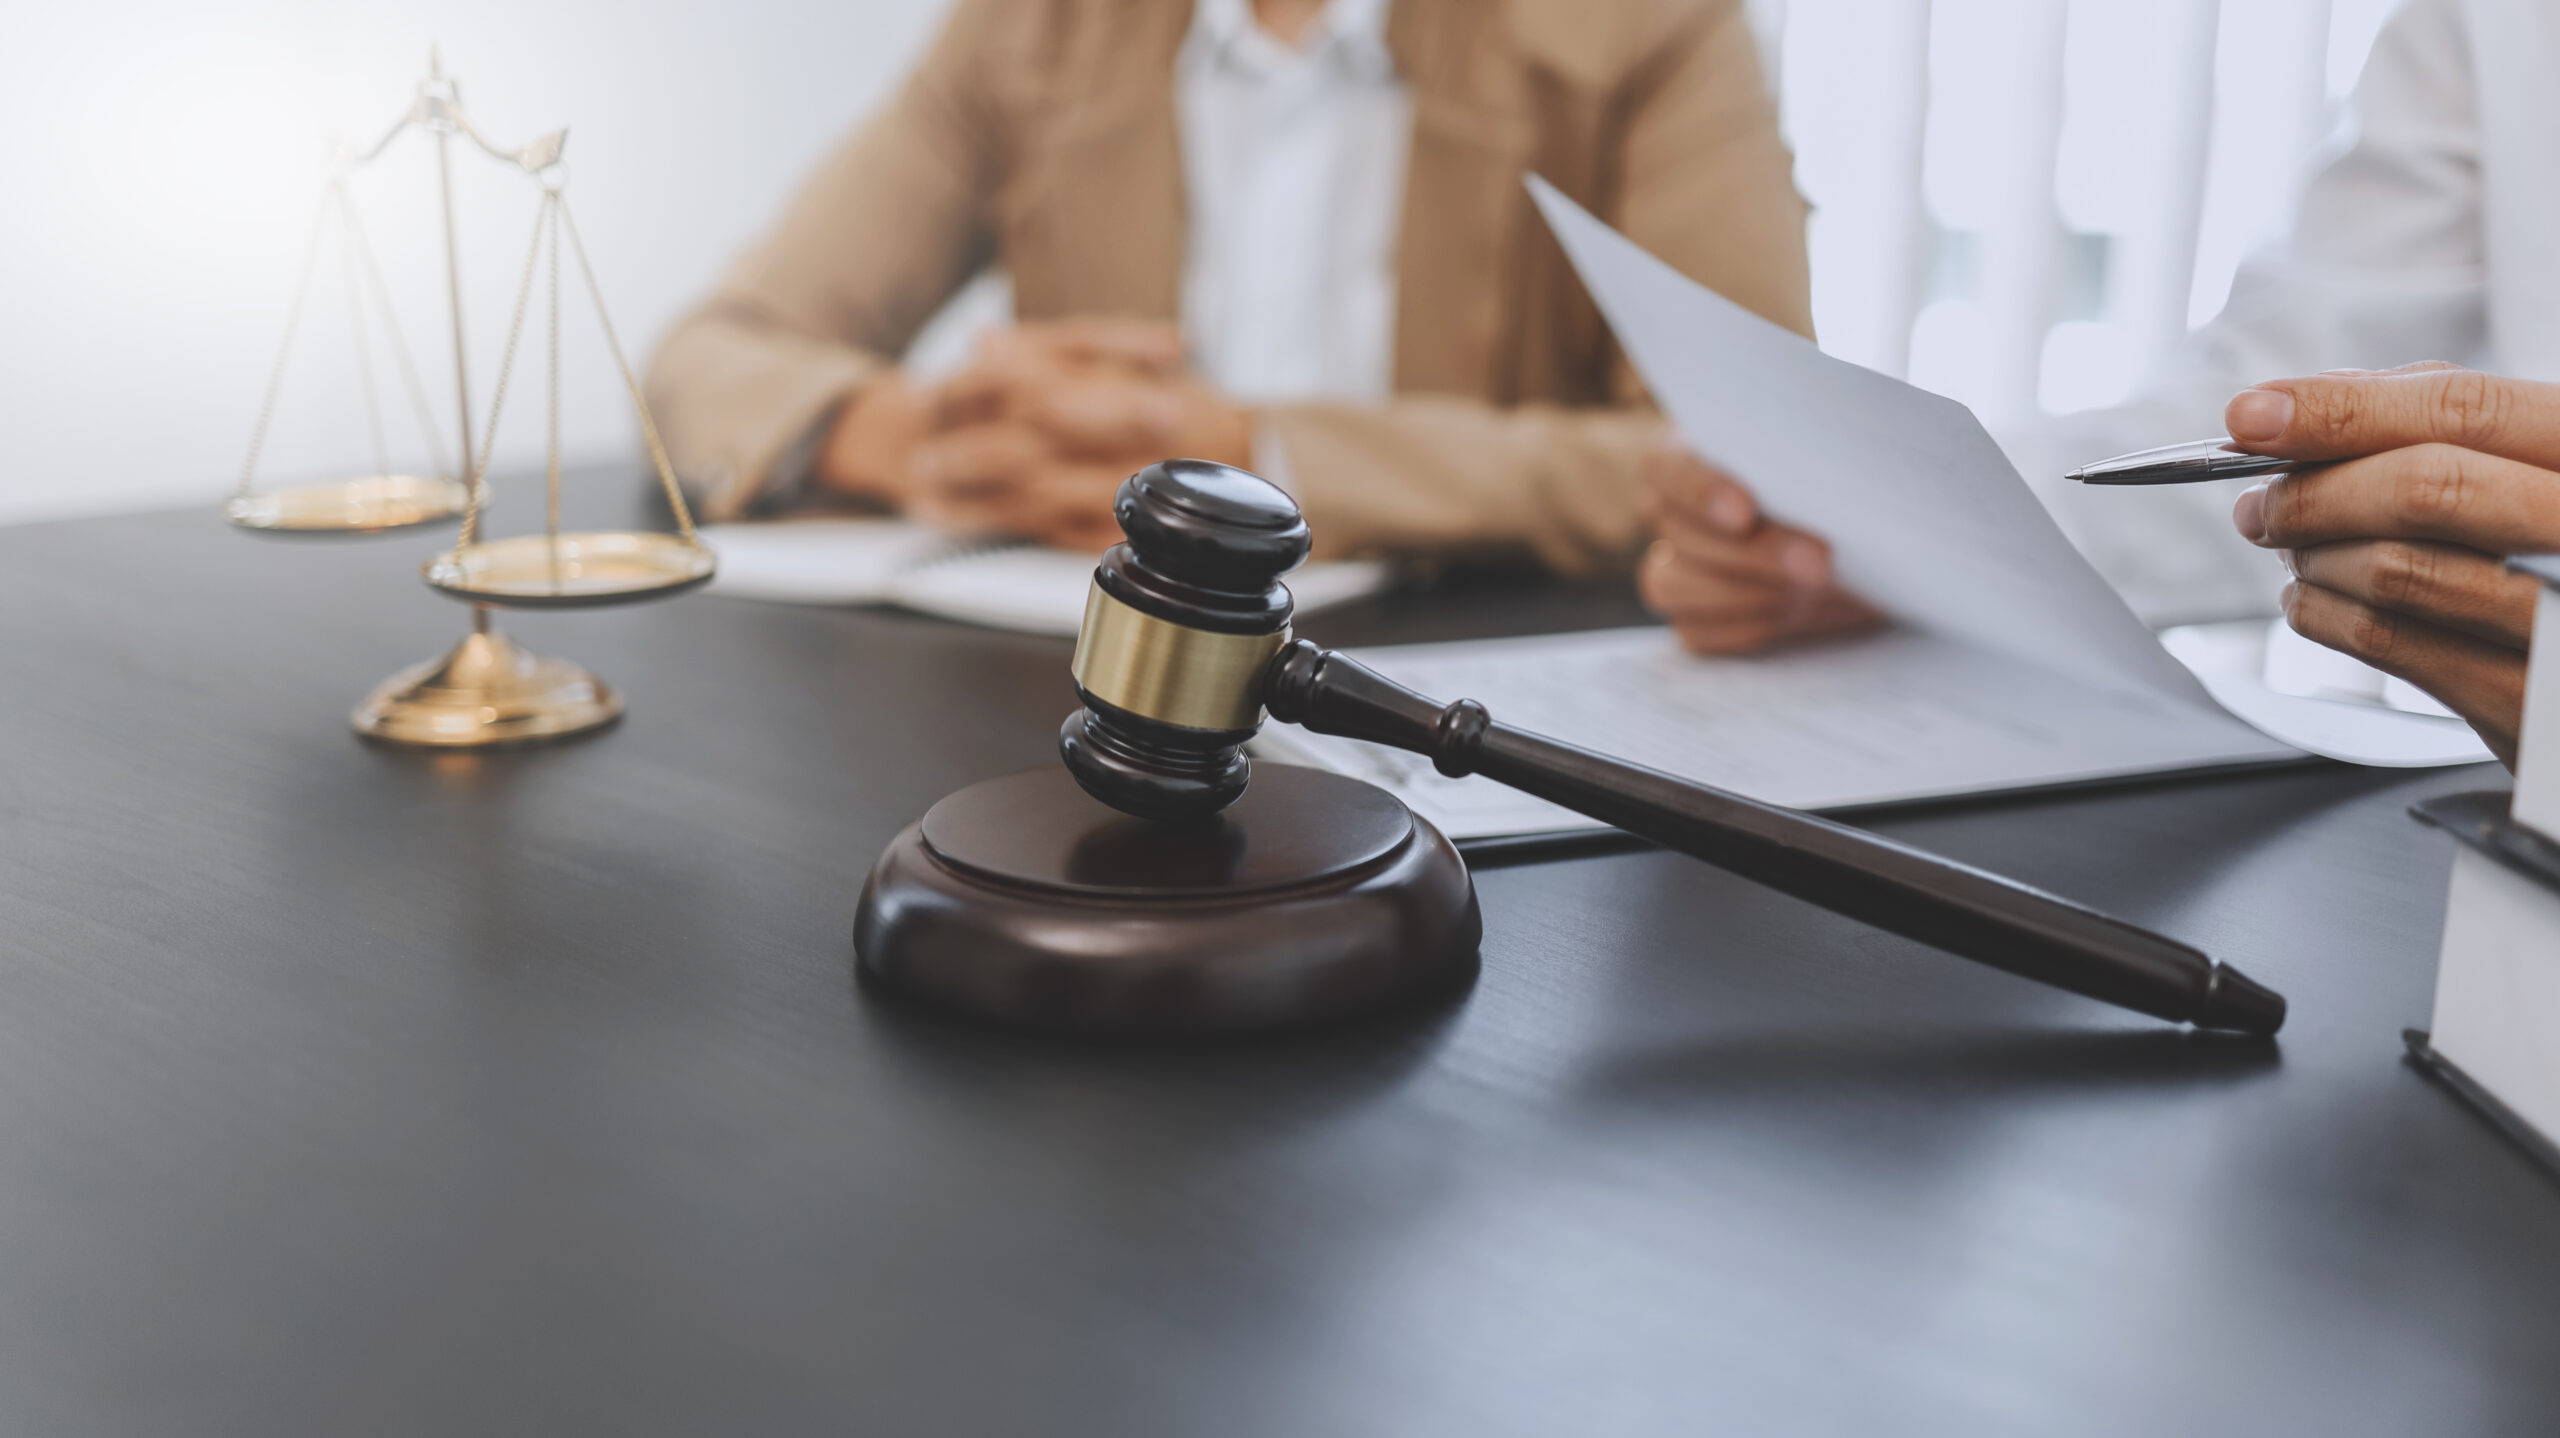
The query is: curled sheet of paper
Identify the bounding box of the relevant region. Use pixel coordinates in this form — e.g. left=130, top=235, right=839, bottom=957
left=1529, top=177, right=2206, bottom=706
left=1526, top=177, right=2488, bottom=774
left=2161, top=621, right=2492, bottom=767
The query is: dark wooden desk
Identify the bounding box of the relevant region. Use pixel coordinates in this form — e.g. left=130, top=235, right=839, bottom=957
left=3, top=507, right=2552, bottom=1437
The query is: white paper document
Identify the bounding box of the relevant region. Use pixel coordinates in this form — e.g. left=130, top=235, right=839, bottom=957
left=1518, top=178, right=2489, bottom=773
left=704, top=518, right=1387, bottom=638
left=2160, top=620, right=2493, bottom=767
left=1259, top=627, right=2293, bottom=838
left=1528, top=177, right=2210, bottom=706
left=1250, top=182, right=2326, bottom=838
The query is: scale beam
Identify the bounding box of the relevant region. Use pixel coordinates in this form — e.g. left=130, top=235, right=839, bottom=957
left=346, top=52, right=569, bottom=176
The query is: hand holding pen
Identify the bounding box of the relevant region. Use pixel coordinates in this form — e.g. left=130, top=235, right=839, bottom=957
left=2071, top=364, right=2560, bottom=766
left=2064, top=362, right=2481, bottom=486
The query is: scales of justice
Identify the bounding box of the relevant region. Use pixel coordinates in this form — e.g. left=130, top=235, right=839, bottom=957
left=228, top=54, right=714, bottom=747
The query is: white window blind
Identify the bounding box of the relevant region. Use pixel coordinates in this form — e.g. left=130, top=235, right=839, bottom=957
left=1759, top=0, right=2400, bottom=427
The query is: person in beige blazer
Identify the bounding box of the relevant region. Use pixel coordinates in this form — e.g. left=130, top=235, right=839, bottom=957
left=645, top=0, right=1817, bottom=576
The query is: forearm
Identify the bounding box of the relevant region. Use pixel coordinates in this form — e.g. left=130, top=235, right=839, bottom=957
left=643, top=303, right=891, bottom=521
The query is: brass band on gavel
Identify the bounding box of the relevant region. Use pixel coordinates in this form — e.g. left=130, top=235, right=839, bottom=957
left=1069, top=583, right=1286, bottom=734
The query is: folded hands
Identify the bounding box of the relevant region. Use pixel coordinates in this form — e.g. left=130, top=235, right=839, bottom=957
left=818, top=319, right=1254, bottom=552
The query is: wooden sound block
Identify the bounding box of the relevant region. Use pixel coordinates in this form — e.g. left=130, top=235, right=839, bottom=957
left=855, top=765, right=1481, bottom=1036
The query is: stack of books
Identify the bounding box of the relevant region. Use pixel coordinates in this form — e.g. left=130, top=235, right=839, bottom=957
left=2406, top=554, right=2560, bottom=1171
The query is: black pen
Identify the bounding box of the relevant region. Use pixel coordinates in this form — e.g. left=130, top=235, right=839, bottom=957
left=2066, top=437, right=2303, bottom=485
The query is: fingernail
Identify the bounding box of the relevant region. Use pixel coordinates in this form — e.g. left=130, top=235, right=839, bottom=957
left=1709, top=489, right=1754, bottom=534
left=2233, top=485, right=2268, bottom=543
left=1780, top=538, right=1826, bottom=586
left=2277, top=548, right=2297, bottom=577
left=2227, top=388, right=2294, bottom=443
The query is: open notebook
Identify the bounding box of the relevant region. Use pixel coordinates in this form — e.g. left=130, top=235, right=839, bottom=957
left=702, top=518, right=1388, bottom=638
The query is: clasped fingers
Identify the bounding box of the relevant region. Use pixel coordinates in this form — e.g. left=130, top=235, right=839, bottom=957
left=1015, top=373, right=1184, bottom=455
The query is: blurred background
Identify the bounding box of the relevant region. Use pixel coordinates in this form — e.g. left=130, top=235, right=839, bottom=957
left=0, top=0, right=2396, bottom=526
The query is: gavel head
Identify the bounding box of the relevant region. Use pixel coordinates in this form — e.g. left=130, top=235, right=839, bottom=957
left=1060, top=459, right=1310, bottom=821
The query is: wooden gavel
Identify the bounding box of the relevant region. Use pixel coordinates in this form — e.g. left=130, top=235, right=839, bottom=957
left=1057, top=459, right=2286, bottom=1036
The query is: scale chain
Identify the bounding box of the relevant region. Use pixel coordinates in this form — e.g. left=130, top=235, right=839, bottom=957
left=235, top=192, right=335, bottom=498
left=334, top=182, right=393, bottom=482
left=457, top=189, right=555, bottom=550
left=558, top=200, right=700, bottom=544
left=546, top=176, right=563, bottom=585
left=340, top=188, right=456, bottom=484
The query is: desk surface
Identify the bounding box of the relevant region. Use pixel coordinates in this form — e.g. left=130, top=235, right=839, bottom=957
left=2, top=506, right=2552, bottom=1437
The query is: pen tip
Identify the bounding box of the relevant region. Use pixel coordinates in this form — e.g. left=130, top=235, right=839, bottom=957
left=2063, top=469, right=2086, bottom=483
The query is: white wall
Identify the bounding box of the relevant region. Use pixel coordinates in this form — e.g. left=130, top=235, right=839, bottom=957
left=1, top=0, right=2394, bottom=526
left=0, top=0, right=954, bottom=525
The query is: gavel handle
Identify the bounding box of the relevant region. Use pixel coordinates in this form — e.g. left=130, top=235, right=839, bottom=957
left=1261, top=641, right=2284, bottom=1035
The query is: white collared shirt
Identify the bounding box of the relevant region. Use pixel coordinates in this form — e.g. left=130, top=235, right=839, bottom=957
left=1175, top=0, right=1414, bottom=405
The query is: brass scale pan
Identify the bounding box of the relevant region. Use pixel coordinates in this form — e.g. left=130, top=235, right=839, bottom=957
left=228, top=482, right=711, bottom=608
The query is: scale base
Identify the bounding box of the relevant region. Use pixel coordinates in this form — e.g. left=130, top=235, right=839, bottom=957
left=856, top=765, right=1481, bottom=1037
left=353, top=625, right=622, bottom=748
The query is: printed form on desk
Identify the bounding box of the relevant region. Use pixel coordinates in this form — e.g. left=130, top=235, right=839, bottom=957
left=1260, top=182, right=2304, bottom=839
left=1259, top=627, right=2290, bottom=839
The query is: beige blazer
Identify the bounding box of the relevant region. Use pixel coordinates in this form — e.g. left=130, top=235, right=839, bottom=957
left=644, top=0, right=1813, bottom=573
